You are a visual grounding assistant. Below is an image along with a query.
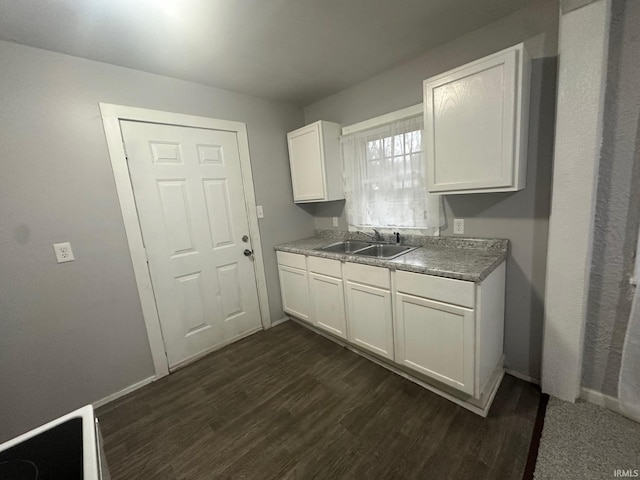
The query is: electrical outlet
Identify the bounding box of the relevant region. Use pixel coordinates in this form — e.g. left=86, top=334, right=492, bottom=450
left=332, top=216, right=339, bottom=227
left=256, top=205, right=264, bottom=219
left=53, top=242, right=75, bottom=263
left=453, top=219, right=465, bottom=235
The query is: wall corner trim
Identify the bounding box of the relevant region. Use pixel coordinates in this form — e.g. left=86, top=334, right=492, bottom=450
left=505, top=369, right=541, bottom=385
left=270, top=316, right=290, bottom=328
left=541, top=0, right=612, bottom=402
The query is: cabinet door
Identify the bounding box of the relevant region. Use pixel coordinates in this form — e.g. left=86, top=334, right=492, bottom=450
left=278, top=265, right=311, bottom=323
left=309, top=272, right=347, bottom=339
left=394, top=293, right=475, bottom=395
left=345, top=281, right=393, bottom=360
left=424, top=46, right=521, bottom=193
left=287, top=124, right=326, bottom=202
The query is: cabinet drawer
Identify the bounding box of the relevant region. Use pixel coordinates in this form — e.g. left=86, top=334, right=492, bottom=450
left=307, top=256, right=342, bottom=278
left=276, top=251, right=307, bottom=270
left=344, top=262, right=390, bottom=289
left=394, top=270, right=474, bottom=308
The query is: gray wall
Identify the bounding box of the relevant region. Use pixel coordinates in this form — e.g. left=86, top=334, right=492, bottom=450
left=304, top=0, right=559, bottom=379
left=0, top=41, right=312, bottom=441
left=582, top=0, right=640, bottom=397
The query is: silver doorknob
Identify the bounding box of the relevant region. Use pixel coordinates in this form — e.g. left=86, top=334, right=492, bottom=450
left=243, top=249, right=253, bottom=257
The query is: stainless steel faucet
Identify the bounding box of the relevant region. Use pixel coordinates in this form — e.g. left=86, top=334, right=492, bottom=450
left=360, top=228, right=381, bottom=242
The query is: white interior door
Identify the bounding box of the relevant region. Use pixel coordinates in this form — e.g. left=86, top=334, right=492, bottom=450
left=121, top=121, right=262, bottom=369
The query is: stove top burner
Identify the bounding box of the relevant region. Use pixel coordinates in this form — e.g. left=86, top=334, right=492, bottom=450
left=0, top=417, right=83, bottom=479
left=0, top=459, right=39, bottom=479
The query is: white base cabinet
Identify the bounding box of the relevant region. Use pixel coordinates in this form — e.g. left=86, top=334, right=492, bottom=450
left=307, top=257, right=347, bottom=339
left=276, top=251, right=506, bottom=414
left=344, top=262, right=394, bottom=360
left=393, top=265, right=505, bottom=399
left=277, top=252, right=311, bottom=323
left=394, top=294, right=475, bottom=395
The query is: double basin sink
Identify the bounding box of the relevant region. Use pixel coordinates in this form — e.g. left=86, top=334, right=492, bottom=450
left=317, top=240, right=417, bottom=260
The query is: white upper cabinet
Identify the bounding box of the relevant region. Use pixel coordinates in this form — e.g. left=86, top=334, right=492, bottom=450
left=424, top=43, right=531, bottom=194
left=286, top=121, right=344, bottom=203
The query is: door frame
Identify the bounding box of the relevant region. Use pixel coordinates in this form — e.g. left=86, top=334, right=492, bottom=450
left=99, top=103, right=272, bottom=379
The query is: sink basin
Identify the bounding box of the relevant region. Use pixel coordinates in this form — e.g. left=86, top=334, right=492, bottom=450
left=353, top=244, right=417, bottom=259
left=318, top=240, right=372, bottom=254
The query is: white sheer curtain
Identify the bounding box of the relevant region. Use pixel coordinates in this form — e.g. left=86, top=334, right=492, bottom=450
left=341, top=114, right=443, bottom=231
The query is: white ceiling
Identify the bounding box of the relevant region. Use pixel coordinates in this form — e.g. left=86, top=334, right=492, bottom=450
left=0, top=0, right=532, bottom=105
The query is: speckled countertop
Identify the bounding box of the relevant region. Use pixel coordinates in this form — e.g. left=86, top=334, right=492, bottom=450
left=274, top=230, right=508, bottom=282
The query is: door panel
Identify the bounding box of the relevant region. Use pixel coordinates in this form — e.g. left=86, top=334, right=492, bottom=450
left=345, top=281, right=393, bottom=359
left=287, top=124, right=325, bottom=201
left=217, top=262, right=244, bottom=320
left=156, top=180, right=195, bottom=256
left=175, top=271, right=210, bottom=336
left=278, top=265, right=311, bottom=322
left=203, top=179, right=234, bottom=249
left=425, top=48, right=517, bottom=192
left=394, top=293, right=475, bottom=395
left=121, top=121, right=262, bottom=368
left=309, top=272, right=347, bottom=339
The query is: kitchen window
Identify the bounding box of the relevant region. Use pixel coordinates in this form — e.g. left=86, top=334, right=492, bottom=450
left=341, top=110, right=442, bottom=232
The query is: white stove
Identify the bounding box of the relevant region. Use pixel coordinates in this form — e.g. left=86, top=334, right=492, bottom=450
left=0, top=405, right=109, bottom=479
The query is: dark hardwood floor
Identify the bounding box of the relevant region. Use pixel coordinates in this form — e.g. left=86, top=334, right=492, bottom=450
left=97, top=321, right=539, bottom=480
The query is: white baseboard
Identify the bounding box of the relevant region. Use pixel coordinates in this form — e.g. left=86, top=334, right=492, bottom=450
left=505, top=368, right=540, bottom=385
left=93, top=376, right=155, bottom=410
left=270, top=316, right=290, bottom=327
left=94, top=324, right=268, bottom=410
left=580, top=387, right=640, bottom=423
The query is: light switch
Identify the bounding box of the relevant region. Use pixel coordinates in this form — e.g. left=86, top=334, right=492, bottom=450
left=53, top=242, right=75, bottom=263
left=256, top=205, right=264, bottom=219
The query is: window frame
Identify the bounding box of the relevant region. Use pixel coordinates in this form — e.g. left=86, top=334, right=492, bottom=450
left=341, top=104, right=439, bottom=235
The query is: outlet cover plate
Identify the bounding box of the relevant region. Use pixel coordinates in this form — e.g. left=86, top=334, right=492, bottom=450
left=453, top=219, right=464, bottom=235
left=53, top=242, right=75, bottom=263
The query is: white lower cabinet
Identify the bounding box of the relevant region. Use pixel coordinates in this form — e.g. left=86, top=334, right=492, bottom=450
left=307, top=256, right=348, bottom=338
left=394, top=293, right=475, bottom=395
left=309, top=272, right=347, bottom=338
left=393, top=266, right=505, bottom=399
left=345, top=280, right=394, bottom=360
left=342, top=262, right=393, bottom=360
left=277, top=252, right=311, bottom=323
left=276, top=251, right=506, bottom=411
